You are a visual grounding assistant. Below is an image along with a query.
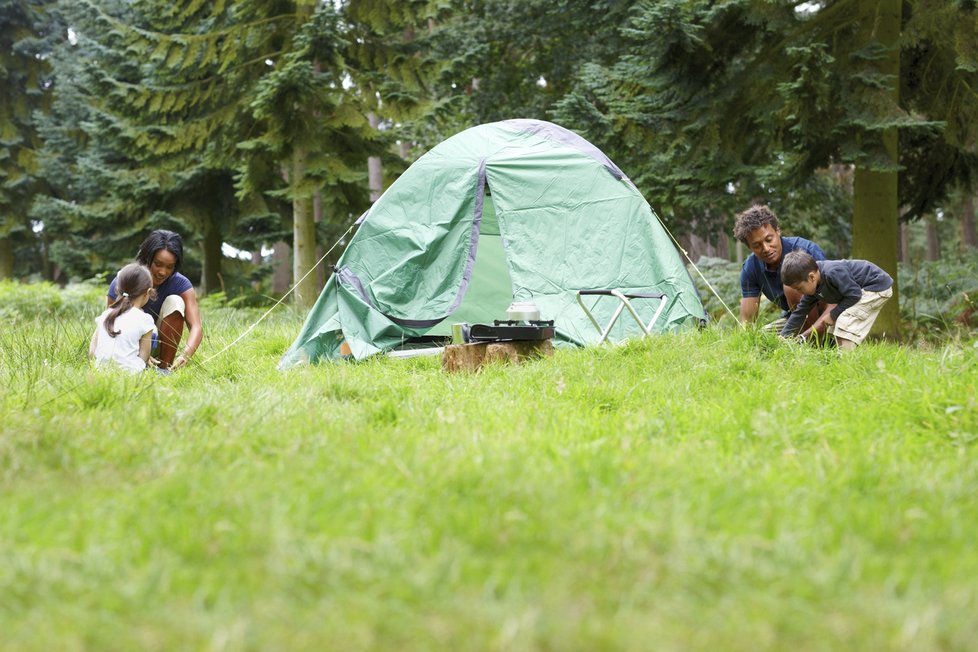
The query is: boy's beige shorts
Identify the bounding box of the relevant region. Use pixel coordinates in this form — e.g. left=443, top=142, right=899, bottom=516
left=833, top=287, right=893, bottom=344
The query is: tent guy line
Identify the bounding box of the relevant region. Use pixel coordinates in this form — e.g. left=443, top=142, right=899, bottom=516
left=196, top=220, right=359, bottom=367
left=654, top=215, right=742, bottom=326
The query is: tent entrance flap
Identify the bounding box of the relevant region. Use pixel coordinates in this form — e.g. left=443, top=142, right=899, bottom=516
left=427, top=192, right=514, bottom=336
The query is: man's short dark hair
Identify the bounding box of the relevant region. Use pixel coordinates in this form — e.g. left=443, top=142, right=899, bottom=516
left=733, top=204, right=780, bottom=243
left=136, top=229, right=184, bottom=271
left=781, top=250, right=818, bottom=287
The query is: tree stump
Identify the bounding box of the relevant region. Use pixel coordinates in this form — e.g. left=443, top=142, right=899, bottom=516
left=442, top=340, right=553, bottom=373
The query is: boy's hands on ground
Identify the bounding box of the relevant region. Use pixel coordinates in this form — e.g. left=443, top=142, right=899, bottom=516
left=148, top=356, right=160, bottom=368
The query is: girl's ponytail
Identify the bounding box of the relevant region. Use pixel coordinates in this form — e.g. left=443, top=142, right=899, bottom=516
left=104, top=264, right=153, bottom=338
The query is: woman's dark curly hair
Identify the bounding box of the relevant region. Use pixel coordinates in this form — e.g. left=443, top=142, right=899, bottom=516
left=136, top=230, right=184, bottom=271
left=733, top=205, right=780, bottom=244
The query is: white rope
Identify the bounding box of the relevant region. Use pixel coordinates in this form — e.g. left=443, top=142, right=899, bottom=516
left=198, top=221, right=358, bottom=366
left=651, top=212, right=744, bottom=327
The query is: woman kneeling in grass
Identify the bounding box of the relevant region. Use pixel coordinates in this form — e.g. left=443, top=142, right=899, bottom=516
left=107, top=230, right=202, bottom=370
left=90, top=264, right=157, bottom=373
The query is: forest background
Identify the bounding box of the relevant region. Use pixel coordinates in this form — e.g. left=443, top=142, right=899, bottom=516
left=2, top=0, right=978, bottom=335
left=3, top=4, right=978, bottom=648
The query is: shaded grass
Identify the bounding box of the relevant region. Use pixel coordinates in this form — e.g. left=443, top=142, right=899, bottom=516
left=1, top=314, right=977, bottom=651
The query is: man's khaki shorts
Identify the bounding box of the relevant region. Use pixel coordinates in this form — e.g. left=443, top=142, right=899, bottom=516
left=833, top=288, right=893, bottom=344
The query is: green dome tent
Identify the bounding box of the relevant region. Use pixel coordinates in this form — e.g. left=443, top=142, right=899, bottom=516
left=279, top=119, right=705, bottom=367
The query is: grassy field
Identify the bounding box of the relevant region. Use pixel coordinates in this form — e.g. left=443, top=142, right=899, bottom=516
left=2, top=306, right=977, bottom=651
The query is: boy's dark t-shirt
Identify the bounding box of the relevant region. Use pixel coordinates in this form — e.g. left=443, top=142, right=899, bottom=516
left=780, top=260, right=893, bottom=336
left=740, top=236, right=826, bottom=314
left=108, top=272, right=193, bottom=321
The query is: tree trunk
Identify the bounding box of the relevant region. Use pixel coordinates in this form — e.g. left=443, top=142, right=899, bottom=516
left=962, top=194, right=978, bottom=252
left=251, top=250, right=262, bottom=291
left=292, top=146, right=318, bottom=309
left=853, top=166, right=900, bottom=338
left=899, top=221, right=910, bottom=264
left=272, top=241, right=291, bottom=295
left=715, top=231, right=731, bottom=261
left=851, top=0, right=901, bottom=339
left=200, top=220, right=223, bottom=295
left=314, top=189, right=325, bottom=291
left=925, top=214, right=940, bottom=261
left=40, top=234, right=52, bottom=281
left=0, top=234, right=12, bottom=279
left=368, top=113, right=384, bottom=203
left=678, top=234, right=695, bottom=262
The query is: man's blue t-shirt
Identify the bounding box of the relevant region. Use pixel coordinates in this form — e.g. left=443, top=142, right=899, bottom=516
left=108, top=271, right=193, bottom=321
left=739, top=236, right=826, bottom=313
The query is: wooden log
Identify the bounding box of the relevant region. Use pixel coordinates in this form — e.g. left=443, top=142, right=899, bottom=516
left=441, top=342, right=488, bottom=373
left=442, top=340, right=553, bottom=373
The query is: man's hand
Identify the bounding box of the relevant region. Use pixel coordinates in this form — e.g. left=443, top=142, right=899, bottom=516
left=148, top=356, right=161, bottom=368
left=171, top=353, right=190, bottom=370
left=739, top=297, right=761, bottom=322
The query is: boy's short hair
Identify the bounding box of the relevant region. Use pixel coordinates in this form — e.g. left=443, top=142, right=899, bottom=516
left=733, top=204, right=780, bottom=243
left=781, top=250, right=818, bottom=286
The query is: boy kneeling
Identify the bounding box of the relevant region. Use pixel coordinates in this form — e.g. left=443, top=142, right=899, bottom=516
left=779, top=251, right=893, bottom=350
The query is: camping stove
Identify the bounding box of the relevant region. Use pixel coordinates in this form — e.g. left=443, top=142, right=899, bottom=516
left=454, top=301, right=555, bottom=343
left=467, top=319, right=555, bottom=342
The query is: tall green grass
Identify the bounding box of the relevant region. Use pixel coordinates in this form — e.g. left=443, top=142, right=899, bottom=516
left=1, top=306, right=977, bottom=651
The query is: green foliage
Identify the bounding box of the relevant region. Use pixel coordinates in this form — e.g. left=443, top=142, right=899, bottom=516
left=1, top=305, right=977, bottom=649
left=0, top=279, right=105, bottom=321
left=0, top=0, right=59, bottom=277
left=552, top=0, right=978, bottom=230
left=900, top=254, right=978, bottom=336
left=401, top=0, right=632, bottom=152
left=689, top=256, right=756, bottom=323
left=237, top=2, right=378, bottom=216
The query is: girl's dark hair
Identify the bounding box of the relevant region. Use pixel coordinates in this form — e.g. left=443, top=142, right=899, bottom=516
left=136, top=229, right=183, bottom=271
left=781, top=250, right=819, bottom=287
left=105, top=264, right=153, bottom=338
left=733, top=204, right=780, bottom=243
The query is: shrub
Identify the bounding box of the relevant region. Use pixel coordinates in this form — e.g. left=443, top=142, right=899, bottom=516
left=899, top=255, right=978, bottom=336
left=0, top=280, right=105, bottom=323
left=688, top=256, right=779, bottom=323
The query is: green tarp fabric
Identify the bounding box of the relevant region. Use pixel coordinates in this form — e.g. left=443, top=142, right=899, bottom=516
left=279, top=119, right=705, bottom=368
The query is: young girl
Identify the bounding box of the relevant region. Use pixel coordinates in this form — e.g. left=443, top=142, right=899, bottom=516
left=90, top=264, right=158, bottom=372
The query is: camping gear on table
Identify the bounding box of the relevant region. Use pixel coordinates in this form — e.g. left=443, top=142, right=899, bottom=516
left=279, top=119, right=706, bottom=367
left=451, top=301, right=555, bottom=345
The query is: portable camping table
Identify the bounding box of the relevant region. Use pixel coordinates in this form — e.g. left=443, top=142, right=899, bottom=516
left=576, top=289, right=668, bottom=343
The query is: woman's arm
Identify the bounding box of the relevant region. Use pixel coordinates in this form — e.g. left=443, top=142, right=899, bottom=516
left=89, top=328, right=98, bottom=358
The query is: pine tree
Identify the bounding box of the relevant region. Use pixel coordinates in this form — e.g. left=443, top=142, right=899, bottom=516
left=0, top=0, right=59, bottom=279
left=428, top=0, right=632, bottom=132
left=46, top=0, right=380, bottom=301
left=342, top=0, right=453, bottom=188
left=553, top=0, right=978, bottom=337
left=236, top=2, right=381, bottom=307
